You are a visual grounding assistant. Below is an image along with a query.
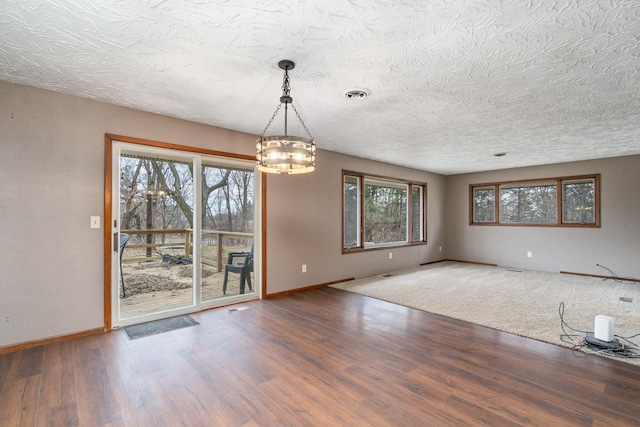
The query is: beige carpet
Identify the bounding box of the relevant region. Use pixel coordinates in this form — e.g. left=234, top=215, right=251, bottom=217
left=331, top=261, right=640, bottom=366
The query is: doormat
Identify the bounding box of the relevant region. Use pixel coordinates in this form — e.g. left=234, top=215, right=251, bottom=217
left=124, top=315, right=199, bottom=340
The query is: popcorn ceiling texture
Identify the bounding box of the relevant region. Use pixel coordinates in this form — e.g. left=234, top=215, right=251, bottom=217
left=1, top=0, right=639, bottom=174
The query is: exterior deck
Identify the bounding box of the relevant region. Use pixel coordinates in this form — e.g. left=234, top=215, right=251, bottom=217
left=119, top=263, right=253, bottom=319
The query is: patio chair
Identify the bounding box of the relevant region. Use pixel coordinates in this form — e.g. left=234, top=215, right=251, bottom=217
left=222, top=245, right=253, bottom=295
left=119, top=233, right=129, bottom=297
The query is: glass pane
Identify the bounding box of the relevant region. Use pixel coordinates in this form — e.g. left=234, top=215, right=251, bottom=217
left=201, top=164, right=255, bottom=301
left=562, top=179, right=595, bottom=224
left=473, top=187, right=495, bottom=223
left=119, top=155, right=195, bottom=319
left=344, top=175, right=360, bottom=248
left=500, top=182, right=557, bottom=223
left=364, top=179, right=408, bottom=245
left=412, top=186, right=423, bottom=241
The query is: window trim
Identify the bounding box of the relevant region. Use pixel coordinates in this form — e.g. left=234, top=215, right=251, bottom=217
left=469, top=174, right=600, bottom=227
left=343, top=170, right=427, bottom=253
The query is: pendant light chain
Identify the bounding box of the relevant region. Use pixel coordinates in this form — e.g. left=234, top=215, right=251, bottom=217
left=290, top=103, right=313, bottom=140
left=259, top=67, right=313, bottom=140
left=283, top=67, right=313, bottom=140
left=260, top=103, right=281, bottom=137
left=259, top=70, right=291, bottom=137
left=281, top=70, right=291, bottom=99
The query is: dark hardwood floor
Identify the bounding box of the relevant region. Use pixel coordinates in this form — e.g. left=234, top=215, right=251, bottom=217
left=1, top=287, right=640, bottom=426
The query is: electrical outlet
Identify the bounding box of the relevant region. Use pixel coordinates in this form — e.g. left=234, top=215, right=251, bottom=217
left=439, top=246, right=442, bottom=252
left=527, top=251, right=532, bottom=258
left=302, top=264, right=307, bottom=273
left=389, top=252, right=393, bottom=259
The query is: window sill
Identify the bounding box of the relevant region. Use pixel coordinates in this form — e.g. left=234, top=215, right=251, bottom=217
left=342, top=241, right=427, bottom=254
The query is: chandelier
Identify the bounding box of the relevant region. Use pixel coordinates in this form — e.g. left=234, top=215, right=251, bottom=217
left=256, top=60, right=316, bottom=174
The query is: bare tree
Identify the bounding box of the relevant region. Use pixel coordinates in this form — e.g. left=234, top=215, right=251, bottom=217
left=120, top=158, right=144, bottom=229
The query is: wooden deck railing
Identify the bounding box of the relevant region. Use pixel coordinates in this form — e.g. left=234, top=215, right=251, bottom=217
left=121, top=229, right=253, bottom=272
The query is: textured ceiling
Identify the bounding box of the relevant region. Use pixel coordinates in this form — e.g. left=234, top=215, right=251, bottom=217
left=1, top=0, right=639, bottom=175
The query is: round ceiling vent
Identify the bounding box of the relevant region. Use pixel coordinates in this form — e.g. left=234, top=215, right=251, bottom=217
left=345, top=89, right=370, bottom=99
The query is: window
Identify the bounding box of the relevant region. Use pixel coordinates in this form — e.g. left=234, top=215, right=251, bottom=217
left=364, top=178, right=407, bottom=245
left=412, top=186, right=423, bottom=242
left=470, top=174, right=599, bottom=227
left=562, top=178, right=596, bottom=224
left=343, top=171, right=426, bottom=251
left=343, top=175, right=360, bottom=248
left=500, top=181, right=557, bottom=224
left=472, top=186, right=495, bottom=223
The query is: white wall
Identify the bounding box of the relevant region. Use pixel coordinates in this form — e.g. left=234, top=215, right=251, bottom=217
left=0, top=81, right=446, bottom=347
left=445, top=155, right=640, bottom=278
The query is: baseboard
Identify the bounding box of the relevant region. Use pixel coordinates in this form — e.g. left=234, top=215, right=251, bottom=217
left=420, top=259, right=448, bottom=266
left=266, top=277, right=355, bottom=298
left=442, top=261, right=637, bottom=282
left=0, top=327, right=104, bottom=355
left=560, top=270, right=640, bottom=283
left=445, top=259, right=499, bottom=267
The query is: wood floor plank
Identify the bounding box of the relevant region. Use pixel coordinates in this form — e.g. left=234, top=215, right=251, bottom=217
left=0, top=375, right=40, bottom=427
left=257, top=376, right=355, bottom=426
left=408, top=332, right=637, bottom=424
left=4, top=346, right=43, bottom=381
left=74, top=347, right=124, bottom=426
left=2, top=287, right=640, bottom=425
left=410, top=360, right=593, bottom=426
left=0, top=346, right=43, bottom=427
left=258, top=354, right=383, bottom=426
left=36, top=341, right=79, bottom=427
left=39, top=341, right=77, bottom=406
left=338, top=364, right=459, bottom=425
left=0, top=351, right=14, bottom=396
left=116, top=372, right=189, bottom=427
left=224, top=389, right=291, bottom=427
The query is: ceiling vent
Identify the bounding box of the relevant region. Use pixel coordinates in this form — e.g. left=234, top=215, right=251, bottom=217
left=345, top=89, right=370, bottom=99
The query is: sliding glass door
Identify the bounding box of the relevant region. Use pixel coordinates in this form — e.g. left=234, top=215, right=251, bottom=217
left=111, top=142, right=258, bottom=328
left=201, top=160, right=255, bottom=303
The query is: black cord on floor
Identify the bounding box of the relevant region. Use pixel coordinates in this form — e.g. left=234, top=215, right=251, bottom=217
left=596, top=264, right=638, bottom=283
left=558, top=302, right=640, bottom=359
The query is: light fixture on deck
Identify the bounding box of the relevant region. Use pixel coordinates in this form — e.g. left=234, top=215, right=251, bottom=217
left=256, top=60, right=316, bottom=174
